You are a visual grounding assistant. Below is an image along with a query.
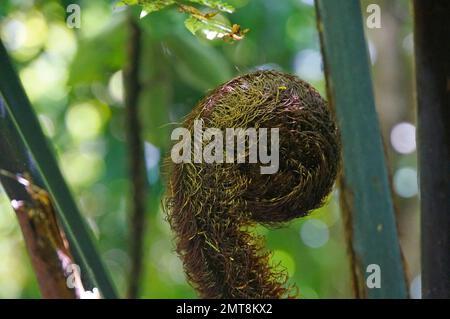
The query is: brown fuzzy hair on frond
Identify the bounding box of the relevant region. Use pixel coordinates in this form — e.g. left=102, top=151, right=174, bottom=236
left=164, top=70, right=341, bottom=298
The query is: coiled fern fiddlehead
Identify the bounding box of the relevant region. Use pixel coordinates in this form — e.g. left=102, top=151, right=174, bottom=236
left=165, top=70, right=341, bottom=298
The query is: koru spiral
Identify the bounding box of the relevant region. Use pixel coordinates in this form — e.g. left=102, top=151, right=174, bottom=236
left=165, top=70, right=341, bottom=298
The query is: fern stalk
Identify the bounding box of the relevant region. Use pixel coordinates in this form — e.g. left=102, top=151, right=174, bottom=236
left=0, top=40, right=117, bottom=299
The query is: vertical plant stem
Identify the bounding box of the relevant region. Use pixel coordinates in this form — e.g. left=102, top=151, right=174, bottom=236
left=315, top=0, right=408, bottom=298
left=414, top=0, right=450, bottom=299
left=124, top=14, right=148, bottom=299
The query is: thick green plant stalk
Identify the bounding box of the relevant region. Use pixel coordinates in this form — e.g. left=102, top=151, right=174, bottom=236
left=315, top=0, right=408, bottom=298
left=0, top=41, right=117, bottom=299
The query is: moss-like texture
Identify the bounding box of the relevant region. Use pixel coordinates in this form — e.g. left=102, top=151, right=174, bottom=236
left=165, top=70, right=341, bottom=298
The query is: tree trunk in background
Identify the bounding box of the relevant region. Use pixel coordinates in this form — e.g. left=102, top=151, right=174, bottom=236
left=414, top=0, right=450, bottom=299
left=125, top=14, right=148, bottom=299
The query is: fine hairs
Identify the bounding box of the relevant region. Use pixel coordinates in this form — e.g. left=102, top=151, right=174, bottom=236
left=165, top=70, right=341, bottom=298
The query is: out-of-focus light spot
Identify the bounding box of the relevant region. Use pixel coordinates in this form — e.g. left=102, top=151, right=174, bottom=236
left=103, top=249, right=130, bottom=293
left=66, top=102, right=104, bottom=140
left=294, top=49, right=323, bottom=82
left=254, top=63, right=282, bottom=72
left=38, top=114, right=55, bottom=137
left=91, top=82, right=113, bottom=105
left=140, top=10, right=150, bottom=19
left=410, top=274, right=421, bottom=299
left=150, top=239, right=169, bottom=260
left=161, top=253, right=186, bottom=284
left=300, top=219, right=329, bottom=248
left=390, top=122, right=416, bottom=154
left=112, top=0, right=127, bottom=10
left=271, top=250, right=295, bottom=276
left=150, top=239, right=186, bottom=283
left=203, top=30, right=226, bottom=40
left=308, top=194, right=340, bottom=227
left=79, top=184, right=108, bottom=218
left=113, top=3, right=128, bottom=14
left=367, top=39, right=377, bottom=65
left=79, top=139, right=107, bottom=158
left=20, top=53, right=68, bottom=102
left=402, top=33, right=414, bottom=55
left=301, top=0, right=314, bottom=6
left=145, top=142, right=160, bottom=169
left=25, top=12, right=48, bottom=47
left=1, top=19, right=27, bottom=51
left=1, top=11, right=48, bottom=61
left=108, top=71, right=124, bottom=105
left=80, top=3, right=111, bottom=39
left=60, top=151, right=104, bottom=186
left=11, top=200, right=21, bottom=210
left=228, top=39, right=255, bottom=66
left=45, top=23, right=77, bottom=61
left=394, top=167, right=418, bottom=198
left=104, top=249, right=130, bottom=269
left=145, top=142, right=161, bottom=184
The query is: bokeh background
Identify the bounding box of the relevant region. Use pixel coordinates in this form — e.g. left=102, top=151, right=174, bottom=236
left=0, top=0, right=418, bottom=298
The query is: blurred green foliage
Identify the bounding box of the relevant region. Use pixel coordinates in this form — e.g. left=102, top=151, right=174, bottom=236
left=0, top=0, right=354, bottom=298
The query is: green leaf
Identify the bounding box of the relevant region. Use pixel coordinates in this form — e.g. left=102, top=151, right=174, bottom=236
left=184, top=15, right=203, bottom=35
left=187, top=0, right=234, bottom=13
left=114, top=0, right=137, bottom=7
left=183, top=14, right=235, bottom=39
left=120, top=0, right=176, bottom=13
left=142, top=0, right=176, bottom=13
left=0, top=40, right=118, bottom=299
left=121, top=0, right=234, bottom=13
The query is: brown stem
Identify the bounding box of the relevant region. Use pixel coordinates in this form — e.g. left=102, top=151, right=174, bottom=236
left=5, top=174, right=83, bottom=299
left=0, top=99, right=83, bottom=298
left=124, top=14, right=148, bottom=299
